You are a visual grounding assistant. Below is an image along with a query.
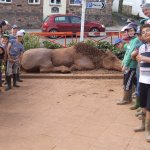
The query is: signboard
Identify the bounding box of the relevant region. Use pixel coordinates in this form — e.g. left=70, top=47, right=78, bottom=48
left=74, top=0, right=82, bottom=4
left=86, top=1, right=106, bottom=9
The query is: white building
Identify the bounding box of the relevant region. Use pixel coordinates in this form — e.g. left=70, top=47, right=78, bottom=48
left=112, top=0, right=150, bottom=18
left=43, top=0, right=67, bottom=19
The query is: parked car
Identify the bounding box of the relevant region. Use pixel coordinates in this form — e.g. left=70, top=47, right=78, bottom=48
left=41, top=14, right=105, bottom=38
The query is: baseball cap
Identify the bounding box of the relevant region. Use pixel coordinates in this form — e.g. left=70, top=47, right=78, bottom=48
left=141, top=3, right=150, bottom=8
left=113, top=38, right=123, bottom=45
left=12, top=24, right=18, bottom=29
left=16, top=31, right=24, bottom=37
left=140, top=18, right=150, bottom=25
left=2, top=34, right=9, bottom=39
left=121, top=25, right=129, bottom=32
left=127, top=18, right=135, bottom=23
left=4, top=20, right=9, bottom=25
left=0, top=20, right=9, bottom=26
left=124, top=22, right=138, bottom=31
left=19, top=29, right=26, bottom=34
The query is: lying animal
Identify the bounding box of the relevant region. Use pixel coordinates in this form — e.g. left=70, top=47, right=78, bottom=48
left=21, top=43, right=122, bottom=73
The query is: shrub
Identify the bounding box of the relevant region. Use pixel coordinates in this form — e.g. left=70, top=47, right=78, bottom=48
left=96, top=41, right=124, bottom=60
left=84, top=40, right=97, bottom=47
left=23, top=33, right=41, bottom=51
left=43, top=41, right=62, bottom=49
left=67, top=41, right=78, bottom=47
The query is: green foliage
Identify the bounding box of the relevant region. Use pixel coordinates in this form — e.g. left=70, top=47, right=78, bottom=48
left=84, top=40, right=97, bottom=47
left=32, top=38, right=124, bottom=59
left=43, top=41, right=62, bottom=49
left=67, top=40, right=96, bottom=47
left=96, top=41, right=124, bottom=60
left=23, top=33, right=41, bottom=51
left=67, top=41, right=78, bottom=47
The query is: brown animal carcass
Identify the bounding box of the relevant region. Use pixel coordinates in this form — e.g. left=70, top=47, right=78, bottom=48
left=21, top=43, right=122, bottom=73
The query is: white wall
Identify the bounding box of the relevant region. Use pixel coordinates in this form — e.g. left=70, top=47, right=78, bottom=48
left=43, top=0, right=67, bottom=19
left=112, top=0, right=119, bottom=12
left=112, top=0, right=147, bottom=18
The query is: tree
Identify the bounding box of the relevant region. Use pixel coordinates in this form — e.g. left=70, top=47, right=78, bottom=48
left=118, top=0, right=123, bottom=13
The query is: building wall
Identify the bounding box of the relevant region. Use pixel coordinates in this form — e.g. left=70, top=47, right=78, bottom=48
left=43, top=0, right=66, bottom=20
left=112, top=0, right=147, bottom=18
left=66, top=0, right=113, bottom=26
left=0, top=0, right=43, bottom=29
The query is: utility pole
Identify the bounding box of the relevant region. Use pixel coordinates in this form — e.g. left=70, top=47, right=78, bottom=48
left=80, top=0, right=86, bottom=42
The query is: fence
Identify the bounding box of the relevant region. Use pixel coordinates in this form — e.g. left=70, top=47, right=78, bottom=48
left=30, top=31, right=122, bottom=48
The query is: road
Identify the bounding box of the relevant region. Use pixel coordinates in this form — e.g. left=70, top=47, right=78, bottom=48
left=0, top=79, right=149, bottom=150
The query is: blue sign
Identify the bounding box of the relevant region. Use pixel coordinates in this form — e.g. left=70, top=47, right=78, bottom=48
left=86, top=2, right=106, bottom=9
left=74, top=0, right=82, bottom=4
left=87, top=2, right=93, bottom=8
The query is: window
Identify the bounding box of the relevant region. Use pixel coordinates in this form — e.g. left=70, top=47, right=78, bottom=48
left=55, top=16, right=69, bottom=23
left=70, top=16, right=81, bottom=23
left=51, top=7, right=59, bottom=13
left=70, top=0, right=81, bottom=5
left=50, top=0, right=61, bottom=5
left=28, top=0, right=40, bottom=4
left=0, top=0, right=12, bottom=3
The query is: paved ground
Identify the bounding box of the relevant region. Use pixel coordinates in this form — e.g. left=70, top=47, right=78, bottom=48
left=0, top=78, right=149, bottom=150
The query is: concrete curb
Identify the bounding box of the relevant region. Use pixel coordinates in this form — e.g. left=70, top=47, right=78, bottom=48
left=20, top=73, right=123, bottom=79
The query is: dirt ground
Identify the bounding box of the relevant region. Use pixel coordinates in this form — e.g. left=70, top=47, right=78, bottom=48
left=0, top=78, right=149, bottom=150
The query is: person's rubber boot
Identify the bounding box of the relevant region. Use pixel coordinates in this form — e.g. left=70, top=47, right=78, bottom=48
left=137, top=107, right=142, bottom=112
left=135, top=109, right=144, bottom=117
left=116, top=90, right=132, bottom=105
left=130, top=96, right=140, bottom=110
left=145, top=119, right=150, bottom=142
left=13, top=74, right=20, bottom=87
left=16, top=73, right=23, bottom=82
left=5, top=76, right=11, bottom=91
left=0, top=72, right=2, bottom=87
left=134, top=114, right=145, bottom=132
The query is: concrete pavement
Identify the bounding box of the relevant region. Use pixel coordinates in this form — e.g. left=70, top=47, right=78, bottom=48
left=0, top=79, right=149, bottom=150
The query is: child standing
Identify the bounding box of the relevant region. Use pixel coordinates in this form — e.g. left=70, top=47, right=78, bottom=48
left=135, top=24, right=150, bottom=142
left=6, top=31, right=24, bottom=91
left=116, top=23, right=139, bottom=105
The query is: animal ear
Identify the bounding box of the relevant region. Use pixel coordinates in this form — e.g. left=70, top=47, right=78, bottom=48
left=105, top=50, right=111, bottom=55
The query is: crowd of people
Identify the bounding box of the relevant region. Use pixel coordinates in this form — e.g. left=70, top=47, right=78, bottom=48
left=0, top=20, right=25, bottom=93
left=113, top=2, right=150, bottom=142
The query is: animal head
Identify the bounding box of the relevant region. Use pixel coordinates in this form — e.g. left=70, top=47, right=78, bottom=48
left=100, top=50, right=122, bottom=71
left=74, top=42, right=122, bottom=71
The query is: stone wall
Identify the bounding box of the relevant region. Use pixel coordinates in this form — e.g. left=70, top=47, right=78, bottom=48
left=122, top=5, right=132, bottom=16
left=66, top=0, right=113, bottom=26
left=0, top=0, right=43, bottom=29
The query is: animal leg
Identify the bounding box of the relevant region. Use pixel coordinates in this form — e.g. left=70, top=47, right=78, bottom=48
left=52, top=66, right=71, bottom=73
left=39, top=66, right=54, bottom=73
left=70, top=64, right=83, bottom=71
left=40, top=66, right=71, bottom=73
